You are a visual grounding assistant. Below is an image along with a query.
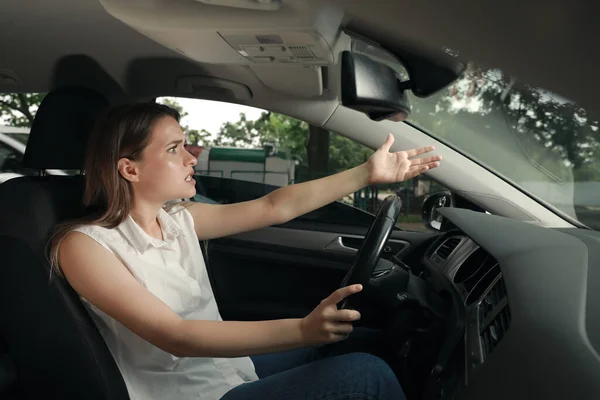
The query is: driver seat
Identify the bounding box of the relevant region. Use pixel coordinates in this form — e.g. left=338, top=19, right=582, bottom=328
left=0, top=87, right=130, bottom=399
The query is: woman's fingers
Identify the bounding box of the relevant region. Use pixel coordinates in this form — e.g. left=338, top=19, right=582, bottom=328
left=330, top=309, right=361, bottom=322
left=325, top=322, right=354, bottom=335
left=403, top=160, right=441, bottom=179
left=403, top=165, right=430, bottom=180
left=322, top=284, right=363, bottom=307
left=378, top=133, right=395, bottom=152
left=404, top=145, right=436, bottom=158
left=409, top=155, right=443, bottom=165
left=412, top=161, right=441, bottom=170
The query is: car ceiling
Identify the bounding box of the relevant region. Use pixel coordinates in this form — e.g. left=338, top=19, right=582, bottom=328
left=1, top=0, right=599, bottom=121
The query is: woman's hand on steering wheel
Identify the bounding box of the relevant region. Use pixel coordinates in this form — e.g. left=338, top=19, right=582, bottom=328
left=299, top=284, right=363, bottom=346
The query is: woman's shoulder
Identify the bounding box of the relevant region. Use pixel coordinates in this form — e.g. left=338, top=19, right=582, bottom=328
left=69, top=223, right=122, bottom=251
left=71, top=222, right=116, bottom=237
left=164, top=201, right=194, bottom=220
left=163, top=201, right=197, bottom=234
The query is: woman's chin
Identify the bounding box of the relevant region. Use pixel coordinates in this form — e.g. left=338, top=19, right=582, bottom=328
left=166, top=185, right=196, bottom=202
left=185, top=186, right=197, bottom=199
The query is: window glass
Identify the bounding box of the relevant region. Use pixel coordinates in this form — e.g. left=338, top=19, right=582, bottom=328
left=0, top=141, right=35, bottom=176
left=159, top=97, right=447, bottom=231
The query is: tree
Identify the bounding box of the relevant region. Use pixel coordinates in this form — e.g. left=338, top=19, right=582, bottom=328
left=0, top=93, right=45, bottom=127
left=158, top=98, right=214, bottom=146
left=0, top=94, right=373, bottom=179
left=328, top=132, right=373, bottom=173
left=211, top=111, right=373, bottom=179
left=214, top=111, right=307, bottom=152
left=429, top=62, right=600, bottom=181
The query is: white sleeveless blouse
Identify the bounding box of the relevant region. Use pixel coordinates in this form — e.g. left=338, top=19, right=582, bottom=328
left=73, top=206, right=258, bottom=400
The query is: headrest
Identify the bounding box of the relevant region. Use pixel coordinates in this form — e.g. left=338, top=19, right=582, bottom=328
left=23, top=87, right=109, bottom=170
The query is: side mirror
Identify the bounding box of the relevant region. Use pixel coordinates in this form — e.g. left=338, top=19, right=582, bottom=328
left=422, top=191, right=454, bottom=231
left=340, top=51, right=411, bottom=122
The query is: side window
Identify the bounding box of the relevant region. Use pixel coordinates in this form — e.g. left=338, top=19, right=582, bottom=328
left=0, top=141, right=35, bottom=176
left=0, top=142, right=16, bottom=170
left=158, top=97, right=447, bottom=232
left=1, top=92, right=46, bottom=178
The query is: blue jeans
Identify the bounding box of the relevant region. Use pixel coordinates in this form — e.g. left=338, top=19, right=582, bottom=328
left=221, top=328, right=405, bottom=400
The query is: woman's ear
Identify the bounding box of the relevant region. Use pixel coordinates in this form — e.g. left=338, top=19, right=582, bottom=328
left=117, top=158, right=140, bottom=182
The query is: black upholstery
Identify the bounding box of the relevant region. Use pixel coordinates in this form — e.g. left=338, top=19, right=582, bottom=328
left=23, top=87, right=108, bottom=170
left=0, top=88, right=130, bottom=399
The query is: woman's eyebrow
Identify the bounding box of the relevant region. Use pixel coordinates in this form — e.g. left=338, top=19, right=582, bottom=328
left=165, top=139, right=183, bottom=147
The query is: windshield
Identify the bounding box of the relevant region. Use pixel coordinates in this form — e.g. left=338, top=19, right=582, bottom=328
left=405, top=62, right=600, bottom=230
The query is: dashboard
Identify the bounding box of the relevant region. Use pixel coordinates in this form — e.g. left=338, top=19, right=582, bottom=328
left=415, top=207, right=600, bottom=400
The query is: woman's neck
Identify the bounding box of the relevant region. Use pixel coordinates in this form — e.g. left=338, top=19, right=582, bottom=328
left=129, top=201, right=164, bottom=240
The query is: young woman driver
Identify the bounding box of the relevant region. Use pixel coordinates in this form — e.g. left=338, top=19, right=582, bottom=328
left=51, top=103, right=441, bottom=400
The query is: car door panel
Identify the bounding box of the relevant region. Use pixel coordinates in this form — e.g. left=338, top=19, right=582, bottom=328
left=206, top=224, right=436, bottom=322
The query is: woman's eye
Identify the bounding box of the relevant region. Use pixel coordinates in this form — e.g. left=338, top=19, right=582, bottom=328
left=168, top=146, right=177, bottom=153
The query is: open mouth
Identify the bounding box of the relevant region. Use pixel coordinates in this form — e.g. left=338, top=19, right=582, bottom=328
left=185, top=174, right=192, bottom=182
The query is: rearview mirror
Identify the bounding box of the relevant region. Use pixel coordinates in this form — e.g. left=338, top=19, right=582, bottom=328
left=340, top=51, right=410, bottom=122
left=344, top=27, right=466, bottom=98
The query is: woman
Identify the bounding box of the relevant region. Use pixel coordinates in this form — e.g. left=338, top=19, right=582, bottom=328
left=50, top=102, right=441, bottom=400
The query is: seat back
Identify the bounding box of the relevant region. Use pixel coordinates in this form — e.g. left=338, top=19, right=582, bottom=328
left=0, top=87, right=129, bottom=399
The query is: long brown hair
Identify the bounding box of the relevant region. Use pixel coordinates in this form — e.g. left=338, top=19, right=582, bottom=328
left=49, top=102, right=181, bottom=275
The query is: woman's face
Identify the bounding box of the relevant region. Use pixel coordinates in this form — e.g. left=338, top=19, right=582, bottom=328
left=126, top=115, right=198, bottom=204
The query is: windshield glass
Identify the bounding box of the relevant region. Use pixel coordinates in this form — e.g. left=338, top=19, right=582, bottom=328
left=350, top=39, right=599, bottom=230
left=405, top=62, right=600, bottom=230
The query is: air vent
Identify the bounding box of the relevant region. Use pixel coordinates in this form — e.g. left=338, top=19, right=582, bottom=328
left=434, top=237, right=461, bottom=261
left=288, top=46, right=316, bottom=60
left=479, top=278, right=510, bottom=360
left=453, top=247, right=501, bottom=305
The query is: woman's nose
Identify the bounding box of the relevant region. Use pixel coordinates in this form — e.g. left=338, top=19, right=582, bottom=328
left=186, top=150, right=198, bottom=167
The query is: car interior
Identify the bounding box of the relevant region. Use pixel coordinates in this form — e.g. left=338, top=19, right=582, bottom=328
left=1, top=1, right=600, bottom=400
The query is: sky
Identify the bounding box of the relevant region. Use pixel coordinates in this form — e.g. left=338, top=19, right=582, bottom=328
left=162, top=97, right=265, bottom=137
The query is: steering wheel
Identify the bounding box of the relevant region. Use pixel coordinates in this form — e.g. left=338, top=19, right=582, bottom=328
left=338, top=195, right=403, bottom=310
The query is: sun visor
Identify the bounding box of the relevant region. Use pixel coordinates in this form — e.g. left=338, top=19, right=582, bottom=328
left=100, top=0, right=344, bottom=66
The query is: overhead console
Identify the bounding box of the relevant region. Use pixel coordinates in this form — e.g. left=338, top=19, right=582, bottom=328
left=99, top=0, right=465, bottom=101
left=99, top=0, right=346, bottom=66
left=99, top=0, right=348, bottom=97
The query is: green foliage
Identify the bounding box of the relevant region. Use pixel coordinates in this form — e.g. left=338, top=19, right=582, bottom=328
left=0, top=93, right=46, bottom=127
left=328, top=133, right=373, bottom=174
left=410, top=63, right=600, bottom=182
left=211, top=110, right=373, bottom=174
left=214, top=112, right=307, bottom=153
